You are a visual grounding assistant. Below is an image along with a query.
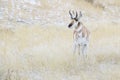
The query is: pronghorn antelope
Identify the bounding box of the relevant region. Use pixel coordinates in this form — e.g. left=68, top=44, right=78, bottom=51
left=68, top=10, right=90, bottom=57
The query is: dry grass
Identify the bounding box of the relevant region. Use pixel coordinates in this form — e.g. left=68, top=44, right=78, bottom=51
left=0, top=0, right=120, bottom=79
left=0, top=22, right=120, bottom=80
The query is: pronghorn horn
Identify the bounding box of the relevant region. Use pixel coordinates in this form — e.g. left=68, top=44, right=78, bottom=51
left=75, top=11, right=78, bottom=19
left=69, top=10, right=73, bottom=19
left=80, top=11, right=82, bottom=17
left=72, top=10, right=77, bottom=19
left=78, top=11, right=82, bottom=20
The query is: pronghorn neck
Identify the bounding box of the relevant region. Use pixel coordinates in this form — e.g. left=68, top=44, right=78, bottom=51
left=75, top=22, right=83, bottom=32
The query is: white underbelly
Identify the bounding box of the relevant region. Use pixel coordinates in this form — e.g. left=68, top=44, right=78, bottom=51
left=75, top=37, right=88, bottom=45
left=74, top=32, right=89, bottom=45
left=78, top=37, right=88, bottom=44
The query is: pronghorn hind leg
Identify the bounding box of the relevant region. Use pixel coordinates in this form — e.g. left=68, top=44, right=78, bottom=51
left=78, top=44, right=81, bottom=55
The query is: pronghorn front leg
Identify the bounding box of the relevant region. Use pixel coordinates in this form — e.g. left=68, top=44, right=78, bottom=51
left=73, top=42, right=77, bottom=54
left=82, top=44, right=88, bottom=58
left=73, top=31, right=77, bottom=54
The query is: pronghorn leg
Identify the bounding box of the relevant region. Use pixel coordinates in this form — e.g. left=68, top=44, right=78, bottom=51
left=73, top=42, right=77, bottom=54
left=82, top=44, right=88, bottom=58
left=78, top=44, right=81, bottom=55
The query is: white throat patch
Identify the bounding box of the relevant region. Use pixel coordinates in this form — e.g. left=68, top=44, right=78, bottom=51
left=74, top=22, right=78, bottom=29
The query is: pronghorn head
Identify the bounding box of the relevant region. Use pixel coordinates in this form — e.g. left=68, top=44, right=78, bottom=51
left=68, top=10, right=82, bottom=28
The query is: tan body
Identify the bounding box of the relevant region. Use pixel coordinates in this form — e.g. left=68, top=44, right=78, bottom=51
left=73, top=23, right=90, bottom=41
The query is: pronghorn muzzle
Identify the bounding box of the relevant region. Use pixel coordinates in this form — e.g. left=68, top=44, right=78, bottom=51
left=68, top=20, right=74, bottom=28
